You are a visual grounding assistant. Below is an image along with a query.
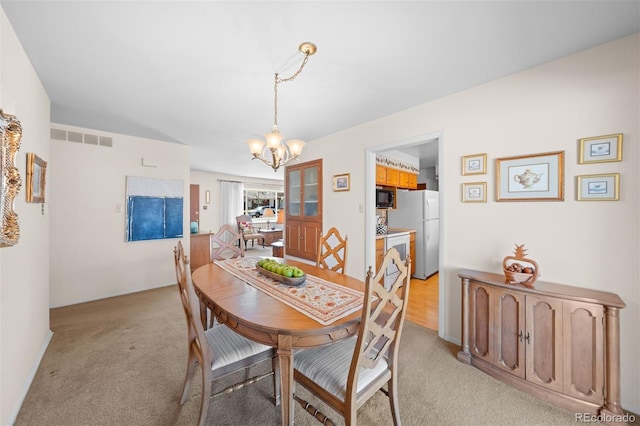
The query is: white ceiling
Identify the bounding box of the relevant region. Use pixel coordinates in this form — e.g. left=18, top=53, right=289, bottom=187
left=2, top=1, right=638, bottom=180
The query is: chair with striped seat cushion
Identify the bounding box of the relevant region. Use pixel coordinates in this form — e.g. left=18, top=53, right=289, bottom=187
left=293, top=247, right=411, bottom=426
left=173, top=241, right=280, bottom=426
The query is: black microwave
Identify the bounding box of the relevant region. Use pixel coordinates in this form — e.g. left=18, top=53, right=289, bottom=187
left=376, top=188, right=395, bottom=208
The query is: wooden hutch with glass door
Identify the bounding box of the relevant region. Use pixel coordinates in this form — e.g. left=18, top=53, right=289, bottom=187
left=285, top=159, right=322, bottom=261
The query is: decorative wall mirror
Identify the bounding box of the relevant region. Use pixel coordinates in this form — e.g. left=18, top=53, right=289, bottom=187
left=0, top=110, right=23, bottom=247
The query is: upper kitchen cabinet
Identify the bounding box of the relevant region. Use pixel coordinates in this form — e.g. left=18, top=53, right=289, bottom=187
left=285, top=159, right=323, bottom=261
left=376, top=156, right=419, bottom=190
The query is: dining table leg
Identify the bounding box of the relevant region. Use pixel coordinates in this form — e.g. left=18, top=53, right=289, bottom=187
left=277, top=334, right=294, bottom=426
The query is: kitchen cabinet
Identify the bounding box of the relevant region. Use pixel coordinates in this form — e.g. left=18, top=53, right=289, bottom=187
left=376, top=164, right=418, bottom=189
left=458, top=269, right=625, bottom=418
left=385, top=168, right=399, bottom=186
left=375, top=165, right=386, bottom=185
left=285, top=159, right=322, bottom=261
left=375, top=237, right=385, bottom=271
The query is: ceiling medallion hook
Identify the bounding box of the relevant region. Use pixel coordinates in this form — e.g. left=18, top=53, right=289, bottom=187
left=247, top=42, right=317, bottom=172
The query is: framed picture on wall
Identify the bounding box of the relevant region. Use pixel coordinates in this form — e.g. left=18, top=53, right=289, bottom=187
left=576, top=173, right=619, bottom=201
left=333, top=173, right=350, bottom=192
left=462, top=182, right=487, bottom=203
left=496, top=151, right=564, bottom=201
left=578, top=133, right=623, bottom=164
left=462, top=153, right=487, bottom=175
left=26, top=152, right=47, bottom=203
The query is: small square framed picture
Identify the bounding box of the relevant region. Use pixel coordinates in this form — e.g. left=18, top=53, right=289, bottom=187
left=576, top=173, right=619, bottom=201
left=462, top=182, right=487, bottom=203
left=578, top=133, right=623, bottom=164
left=332, top=173, right=350, bottom=192
left=462, top=153, right=487, bottom=175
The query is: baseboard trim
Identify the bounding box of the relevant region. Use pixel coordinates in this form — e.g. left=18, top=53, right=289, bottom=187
left=7, top=329, right=53, bottom=425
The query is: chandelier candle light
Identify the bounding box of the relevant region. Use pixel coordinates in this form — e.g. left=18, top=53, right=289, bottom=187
left=247, top=42, right=317, bottom=172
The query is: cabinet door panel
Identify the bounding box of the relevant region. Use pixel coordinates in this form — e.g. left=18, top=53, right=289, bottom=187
left=525, top=295, right=563, bottom=392
left=494, top=289, right=525, bottom=378
left=376, top=165, right=386, bottom=185
left=469, top=283, right=493, bottom=362
left=563, top=301, right=604, bottom=404
left=386, top=168, right=399, bottom=186
left=287, top=169, right=302, bottom=216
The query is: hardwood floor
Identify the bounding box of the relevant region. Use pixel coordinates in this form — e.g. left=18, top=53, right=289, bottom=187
left=406, top=272, right=438, bottom=331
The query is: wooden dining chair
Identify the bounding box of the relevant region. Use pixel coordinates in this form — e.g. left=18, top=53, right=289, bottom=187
left=316, top=227, right=348, bottom=274
left=210, top=223, right=244, bottom=261
left=173, top=241, right=280, bottom=426
left=294, top=247, right=411, bottom=426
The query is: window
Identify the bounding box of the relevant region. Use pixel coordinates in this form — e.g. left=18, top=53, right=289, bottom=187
left=243, top=188, right=284, bottom=225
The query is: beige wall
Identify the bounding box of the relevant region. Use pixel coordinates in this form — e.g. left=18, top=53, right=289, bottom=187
left=49, top=124, right=191, bottom=307
left=303, top=34, right=640, bottom=413
left=0, top=8, right=51, bottom=424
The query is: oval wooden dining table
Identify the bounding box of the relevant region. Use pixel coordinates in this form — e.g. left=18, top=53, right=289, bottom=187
left=191, top=258, right=366, bottom=426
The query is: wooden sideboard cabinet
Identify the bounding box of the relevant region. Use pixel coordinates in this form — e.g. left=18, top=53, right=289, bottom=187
left=189, top=233, right=212, bottom=271
left=457, top=269, right=625, bottom=418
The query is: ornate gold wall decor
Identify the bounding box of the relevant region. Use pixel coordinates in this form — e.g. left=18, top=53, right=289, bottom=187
left=0, top=110, right=22, bottom=247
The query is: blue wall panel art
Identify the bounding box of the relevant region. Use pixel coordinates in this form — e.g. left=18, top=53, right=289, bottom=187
left=125, top=176, right=184, bottom=242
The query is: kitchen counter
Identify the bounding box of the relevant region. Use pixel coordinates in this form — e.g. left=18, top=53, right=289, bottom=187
left=376, top=227, right=415, bottom=239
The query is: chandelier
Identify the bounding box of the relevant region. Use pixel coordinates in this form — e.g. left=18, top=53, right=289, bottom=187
left=247, top=42, right=317, bottom=172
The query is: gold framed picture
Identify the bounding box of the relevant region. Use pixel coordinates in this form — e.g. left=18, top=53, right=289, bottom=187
left=578, top=133, right=622, bottom=164
left=496, top=151, right=564, bottom=202
left=26, top=152, right=47, bottom=203
left=333, top=173, right=350, bottom=192
left=462, top=182, right=487, bottom=203
left=576, top=173, right=619, bottom=201
left=462, top=153, right=487, bottom=175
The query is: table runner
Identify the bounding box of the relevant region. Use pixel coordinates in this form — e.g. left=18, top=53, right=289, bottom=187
left=214, top=256, right=364, bottom=325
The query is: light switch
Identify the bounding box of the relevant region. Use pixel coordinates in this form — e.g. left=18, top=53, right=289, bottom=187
left=116, top=204, right=123, bottom=213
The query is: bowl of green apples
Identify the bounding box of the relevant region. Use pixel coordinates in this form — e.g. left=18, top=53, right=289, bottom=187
left=256, top=259, right=306, bottom=286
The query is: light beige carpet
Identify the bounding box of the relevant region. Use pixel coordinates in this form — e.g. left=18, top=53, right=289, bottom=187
left=15, top=279, right=636, bottom=425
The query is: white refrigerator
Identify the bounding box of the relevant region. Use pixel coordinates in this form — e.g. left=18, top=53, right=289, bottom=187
left=388, top=190, right=439, bottom=279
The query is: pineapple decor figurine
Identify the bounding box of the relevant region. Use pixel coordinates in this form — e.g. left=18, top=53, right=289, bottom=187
left=502, top=244, right=539, bottom=287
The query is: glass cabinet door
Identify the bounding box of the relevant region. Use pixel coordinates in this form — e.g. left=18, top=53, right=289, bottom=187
left=287, top=169, right=301, bottom=216
left=303, top=165, right=319, bottom=217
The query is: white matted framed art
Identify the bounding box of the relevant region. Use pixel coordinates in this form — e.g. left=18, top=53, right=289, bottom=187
left=462, top=182, right=487, bottom=203
left=576, top=173, right=619, bottom=201
left=496, top=151, right=564, bottom=202
left=578, top=133, right=622, bottom=164
left=462, top=153, right=487, bottom=175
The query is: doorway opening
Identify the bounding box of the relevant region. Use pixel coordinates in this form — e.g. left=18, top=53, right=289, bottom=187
left=366, top=131, right=444, bottom=337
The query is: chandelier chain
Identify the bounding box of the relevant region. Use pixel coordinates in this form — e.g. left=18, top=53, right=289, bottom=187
left=273, top=52, right=311, bottom=128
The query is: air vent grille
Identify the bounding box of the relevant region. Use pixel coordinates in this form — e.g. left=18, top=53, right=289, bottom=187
left=84, top=134, right=98, bottom=145
left=50, top=127, right=113, bottom=148
left=67, top=131, right=83, bottom=143
left=50, top=128, right=66, bottom=140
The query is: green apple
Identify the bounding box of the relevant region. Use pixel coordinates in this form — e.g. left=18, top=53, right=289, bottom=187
left=293, top=268, right=304, bottom=278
